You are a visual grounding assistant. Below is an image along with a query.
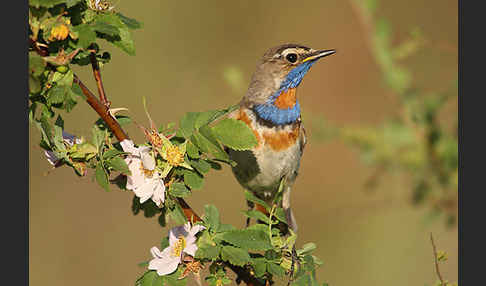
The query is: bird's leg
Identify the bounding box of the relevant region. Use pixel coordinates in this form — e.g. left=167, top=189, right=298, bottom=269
left=246, top=200, right=255, bottom=228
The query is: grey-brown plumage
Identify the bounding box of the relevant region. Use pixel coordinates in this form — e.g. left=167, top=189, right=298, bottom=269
left=228, top=43, right=335, bottom=232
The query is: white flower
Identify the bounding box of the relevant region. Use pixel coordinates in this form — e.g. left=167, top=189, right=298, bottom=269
left=120, top=139, right=165, bottom=206
left=148, top=222, right=205, bottom=276
left=44, top=131, right=82, bottom=166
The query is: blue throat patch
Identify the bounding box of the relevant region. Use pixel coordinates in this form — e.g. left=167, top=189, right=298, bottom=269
left=254, top=60, right=317, bottom=125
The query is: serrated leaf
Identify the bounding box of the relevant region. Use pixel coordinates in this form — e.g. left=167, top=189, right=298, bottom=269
left=190, top=159, right=211, bottom=175
left=203, top=204, right=220, bottom=231
left=180, top=112, right=200, bottom=138
left=219, top=229, right=272, bottom=251
left=183, top=170, right=204, bottom=190
left=199, top=125, right=231, bottom=162
left=194, top=110, right=220, bottom=129
left=108, top=26, right=136, bottom=55
left=73, top=24, right=97, bottom=49
left=106, top=156, right=130, bottom=175
left=47, top=85, right=68, bottom=105
left=92, top=21, right=119, bottom=36
left=169, top=183, right=191, bottom=198
left=212, top=118, right=257, bottom=151
left=116, top=12, right=142, bottom=29
left=95, top=162, right=110, bottom=192
left=220, top=245, right=250, bottom=266
left=195, top=244, right=221, bottom=260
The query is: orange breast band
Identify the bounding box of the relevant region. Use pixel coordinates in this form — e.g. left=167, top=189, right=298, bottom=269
left=274, top=88, right=297, bottom=109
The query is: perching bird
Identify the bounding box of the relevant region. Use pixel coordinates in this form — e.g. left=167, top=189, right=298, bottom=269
left=227, top=44, right=335, bottom=232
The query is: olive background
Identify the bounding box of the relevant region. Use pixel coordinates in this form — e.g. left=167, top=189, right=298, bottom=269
left=29, top=1, right=458, bottom=285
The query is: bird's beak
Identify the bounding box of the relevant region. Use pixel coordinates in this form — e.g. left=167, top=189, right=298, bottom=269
left=302, top=49, right=336, bottom=63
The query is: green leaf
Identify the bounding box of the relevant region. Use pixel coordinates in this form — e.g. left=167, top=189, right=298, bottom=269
left=185, top=141, right=200, bottom=158
left=137, top=271, right=157, bottom=286
left=297, top=243, right=317, bottom=256
left=66, top=0, right=82, bottom=8
left=106, top=156, right=130, bottom=175
left=252, top=258, right=268, bottom=278
left=274, top=207, right=287, bottom=224
left=102, top=149, right=125, bottom=160
left=199, top=125, right=231, bottom=162
left=116, top=12, right=142, bottom=29
left=267, top=262, right=286, bottom=277
left=183, top=170, right=204, bottom=190
left=115, top=115, right=132, bottom=126
left=109, top=26, right=136, bottom=55
left=169, top=204, right=187, bottom=225
left=92, top=125, right=106, bottom=148
left=203, top=204, right=220, bottom=231
left=29, top=52, right=46, bottom=77
left=194, top=110, right=220, bottom=129
left=92, top=21, right=119, bottom=36
left=243, top=210, right=272, bottom=224
left=220, top=245, right=250, bottom=266
left=73, top=24, right=97, bottom=49
left=169, top=183, right=191, bottom=198
left=219, top=229, right=272, bottom=251
left=244, top=190, right=270, bottom=211
left=180, top=112, right=200, bottom=138
left=29, top=0, right=66, bottom=8
left=95, top=163, right=110, bottom=192
left=190, top=159, right=211, bottom=175
left=195, top=244, right=221, bottom=260
left=212, top=118, right=257, bottom=151
left=47, top=85, right=68, bottom=106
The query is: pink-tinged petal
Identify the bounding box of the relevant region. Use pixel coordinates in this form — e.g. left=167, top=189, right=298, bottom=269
left=44, top=150, right=59, bottom=166
left=183, top=243, right=198, bottom=257
left=151, top=180, right=165, bottom=206
left=134, top=181, right=154, bottom=203
left=150, top=246, right=163, bottom=258
left=168, top=227, right=180, bottom=246
left=183, top=222, right=192, bottom=233
left=189, top=225, right=206, bottom=237
left=169, top=225, right=189, bottom=243
left=120, top=139, right=136, bottom=153
left=148, top=256, right=180, bottom=276
left=185, top=235, right=196, bottom=246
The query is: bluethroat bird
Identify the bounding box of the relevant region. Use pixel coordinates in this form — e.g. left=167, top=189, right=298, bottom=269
left=227, top=44, right=335, bottom=232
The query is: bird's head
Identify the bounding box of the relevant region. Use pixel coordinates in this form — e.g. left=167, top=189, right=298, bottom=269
left=243, top=43, right=335, bottom=125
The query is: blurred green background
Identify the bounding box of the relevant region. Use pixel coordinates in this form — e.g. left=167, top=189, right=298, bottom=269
left=29, top=0, right=458, bottom=285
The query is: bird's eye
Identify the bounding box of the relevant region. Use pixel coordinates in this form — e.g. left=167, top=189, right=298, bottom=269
left=286, top=53, right=298, bottom=63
